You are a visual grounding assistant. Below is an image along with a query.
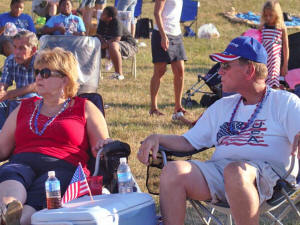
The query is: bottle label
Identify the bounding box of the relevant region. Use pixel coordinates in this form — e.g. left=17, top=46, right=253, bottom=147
left=46, top=181, right=60, bottom=192
left=117, top=172, right=132, bottom=182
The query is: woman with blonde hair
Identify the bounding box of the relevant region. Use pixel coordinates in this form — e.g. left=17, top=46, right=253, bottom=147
left=259, top=0, right=289, bottom=88
left=0, top=47, right=110, bottom=225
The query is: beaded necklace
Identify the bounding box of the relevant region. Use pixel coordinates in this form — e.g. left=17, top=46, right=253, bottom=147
left=29, top=98, right=71, bottom=136
left=228, top=86, right=270, bottom=135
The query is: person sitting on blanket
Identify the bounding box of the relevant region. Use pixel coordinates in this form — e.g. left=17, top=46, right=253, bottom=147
left=41, top=0, right=86, bottom=36
left=138, top=36, right=300, bottom=225
left=95, top=6, right=138, bottom=80
left=0, top=0, right=36, bottom=57
left=0, top=30, right=39, bottom=130
left=0, top=47, right=111, bottom=225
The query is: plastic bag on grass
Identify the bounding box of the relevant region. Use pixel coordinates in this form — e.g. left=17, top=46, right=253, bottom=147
left=197, top=23, right=220, bottom=39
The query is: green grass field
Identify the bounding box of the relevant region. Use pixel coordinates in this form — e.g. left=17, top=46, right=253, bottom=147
left=1, top=0, right=300, bottom=224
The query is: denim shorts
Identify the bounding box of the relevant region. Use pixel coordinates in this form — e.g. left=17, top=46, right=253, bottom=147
left=116, top=0, right=137, bottom=24
left=151, top=30, right=187, bottom=64
left=190, top=158, right=286, bottom=205
left=0, top=153, right=76, bottom=210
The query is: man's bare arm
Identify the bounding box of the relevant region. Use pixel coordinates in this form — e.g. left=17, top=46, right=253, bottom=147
left=2, top=83, right=36, bottom=101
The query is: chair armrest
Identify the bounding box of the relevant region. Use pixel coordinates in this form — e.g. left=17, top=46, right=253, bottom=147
left=158, top=145, right=208, bottom=157
left=93, top=140, right=130, bottom=176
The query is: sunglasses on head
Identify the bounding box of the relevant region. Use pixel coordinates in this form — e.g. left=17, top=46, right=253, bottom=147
left=34, top=68, right=65, bottom=79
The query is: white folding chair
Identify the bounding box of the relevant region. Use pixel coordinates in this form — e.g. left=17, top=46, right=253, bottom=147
left=39, top=35, right=102, bottom=93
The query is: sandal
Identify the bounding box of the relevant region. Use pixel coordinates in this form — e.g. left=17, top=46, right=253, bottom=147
left=175, top=107, right=188, bottom=115
left=1, top=200, right=23, bottom=225
left=149, top=109, right=165, bottom=116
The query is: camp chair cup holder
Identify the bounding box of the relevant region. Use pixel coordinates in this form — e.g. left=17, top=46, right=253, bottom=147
left=91, top=140, right=131, bottom=193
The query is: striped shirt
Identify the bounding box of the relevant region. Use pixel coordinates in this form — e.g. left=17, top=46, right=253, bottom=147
left=1, top=54, right=35, bottom=89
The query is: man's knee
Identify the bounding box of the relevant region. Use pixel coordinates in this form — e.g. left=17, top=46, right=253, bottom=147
left=160, top=161, right=185, bottom=188
left=108, top=41, right=120, bottom=52
left=224, top=162, right=256, bottom=188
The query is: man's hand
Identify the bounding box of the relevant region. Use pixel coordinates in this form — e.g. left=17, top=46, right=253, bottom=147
left=292, top=132, right=300, bottom=158
left=281, top=64, right=288, bottom=76
left=55, top=25, right=66, bottom=34
left=137, top=134, right=160, bottom=165
left=161, top=36, right=169, bottom=51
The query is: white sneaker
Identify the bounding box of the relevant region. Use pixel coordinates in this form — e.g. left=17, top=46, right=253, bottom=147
left=110, top=72, right=124, bottom=80
left=105, top=61, right=113, bottom=71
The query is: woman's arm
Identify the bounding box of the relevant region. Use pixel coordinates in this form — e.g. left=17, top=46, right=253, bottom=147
left=154, top=0, right=168, bottom=51
left=85, top=100, right=110, bottom=157
left=0, top=105, right=19, bottom=160
left=281, top=27, right=289, bottom=76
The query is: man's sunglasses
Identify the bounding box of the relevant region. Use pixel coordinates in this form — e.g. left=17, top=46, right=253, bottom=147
left=34, top=68, right=65, bottom=79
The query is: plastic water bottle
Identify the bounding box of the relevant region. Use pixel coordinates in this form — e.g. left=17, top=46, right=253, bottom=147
left=45, top=171, right=62, bottom=209
left=117, top=157, right=134, bottom=193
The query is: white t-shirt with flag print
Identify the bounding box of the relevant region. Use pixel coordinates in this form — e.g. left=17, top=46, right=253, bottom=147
left=183, top=89, right=300, bottom=176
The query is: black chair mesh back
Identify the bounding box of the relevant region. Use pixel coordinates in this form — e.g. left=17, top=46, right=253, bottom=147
left=288, top=32, right=300, bottom=70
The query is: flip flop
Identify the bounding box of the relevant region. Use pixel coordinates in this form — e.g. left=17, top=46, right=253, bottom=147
left=149, top=109, right=165, bottom=116
left=175, top=107, right=188, bottom=115
left=1, top=200, right=23, bottom=225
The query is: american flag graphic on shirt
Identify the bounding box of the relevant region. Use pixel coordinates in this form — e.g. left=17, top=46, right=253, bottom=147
left=217, top=119, right=268, bottom=147
left=62, top=163, right=90, bottom=204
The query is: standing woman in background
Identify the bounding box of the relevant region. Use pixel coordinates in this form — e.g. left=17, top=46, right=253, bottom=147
left=260, top=0, right=289, bottom=89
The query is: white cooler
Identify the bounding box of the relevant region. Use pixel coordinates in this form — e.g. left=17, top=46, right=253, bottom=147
left=31, top=193, right=157, bottom=225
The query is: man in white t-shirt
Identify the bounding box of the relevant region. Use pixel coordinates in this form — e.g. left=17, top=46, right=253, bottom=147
left=138, top=36, right=300, bottom=225
left=149, top=0, right=187, bottom=119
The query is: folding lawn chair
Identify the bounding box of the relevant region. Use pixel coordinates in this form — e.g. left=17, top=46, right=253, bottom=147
left=180, top=0, right=200, bottom=38
left=39, top=35, right=102, bottom=93
left=146, top=146, right=300, bottom=225
left=182, top=63, right=222, bottom=108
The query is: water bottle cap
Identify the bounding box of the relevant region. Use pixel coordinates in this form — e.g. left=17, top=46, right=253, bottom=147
left=120, top=157, right=127, bottom=163
left=48, top=171, right=55, bottom=177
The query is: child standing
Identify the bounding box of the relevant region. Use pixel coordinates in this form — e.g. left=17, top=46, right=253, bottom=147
left=260, top=0, right=289, bottom=88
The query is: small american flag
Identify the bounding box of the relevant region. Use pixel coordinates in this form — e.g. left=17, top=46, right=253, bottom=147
left=62, top=163, right=90, bottom=204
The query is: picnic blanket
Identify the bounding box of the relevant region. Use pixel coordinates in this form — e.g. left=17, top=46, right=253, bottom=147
left=223, top=8, right=300, bottom=29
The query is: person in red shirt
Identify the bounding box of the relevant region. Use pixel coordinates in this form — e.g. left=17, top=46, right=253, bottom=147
left=0, top=47, right=111, bottom=225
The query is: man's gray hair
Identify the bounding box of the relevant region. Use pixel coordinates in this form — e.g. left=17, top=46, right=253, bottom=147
left=12, top=30, right=38, bottom=48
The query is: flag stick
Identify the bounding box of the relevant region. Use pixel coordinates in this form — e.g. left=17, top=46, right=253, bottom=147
left=79, top=163, right=94, bottom=201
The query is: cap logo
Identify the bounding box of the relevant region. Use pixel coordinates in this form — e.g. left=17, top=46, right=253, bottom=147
left=229, top=42, right=239, bottom=48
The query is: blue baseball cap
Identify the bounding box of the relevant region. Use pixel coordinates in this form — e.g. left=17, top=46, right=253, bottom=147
left=209, top=36, right=267, bottom=64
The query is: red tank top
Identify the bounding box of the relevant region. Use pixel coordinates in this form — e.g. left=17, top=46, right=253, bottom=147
left=14, top=96, right=90, bottom=175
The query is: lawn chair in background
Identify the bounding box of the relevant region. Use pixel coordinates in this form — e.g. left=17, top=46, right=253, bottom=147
left=39, top=35, right=101, bottom=93
left=146, top=146, right=300, bottom=225
left=180, top=0, right=200, bottom=38
left=283, top=32, right=300, bottom=97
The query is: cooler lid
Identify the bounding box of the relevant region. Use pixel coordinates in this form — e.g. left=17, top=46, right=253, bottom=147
left=32, top=193, right=154, bottom=223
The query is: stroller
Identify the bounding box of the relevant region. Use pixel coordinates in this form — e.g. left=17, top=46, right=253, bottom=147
left=182, top=63, right=222, bottom=108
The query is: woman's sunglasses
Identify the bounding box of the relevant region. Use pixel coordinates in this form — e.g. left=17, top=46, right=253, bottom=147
left=34, top=68, right=65, bottom=79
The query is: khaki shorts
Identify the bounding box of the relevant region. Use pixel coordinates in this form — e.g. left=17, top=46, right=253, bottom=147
left=101, top=41, right=137, bottom=59
left=191, top=158, right=286, bottom=205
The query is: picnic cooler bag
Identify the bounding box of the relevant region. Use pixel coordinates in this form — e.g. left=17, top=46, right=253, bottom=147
left=31, top=193, right=157, bottom=225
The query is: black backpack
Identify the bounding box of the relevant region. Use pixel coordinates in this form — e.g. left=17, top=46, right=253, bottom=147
left=135, top=18, right=153, bottom=39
